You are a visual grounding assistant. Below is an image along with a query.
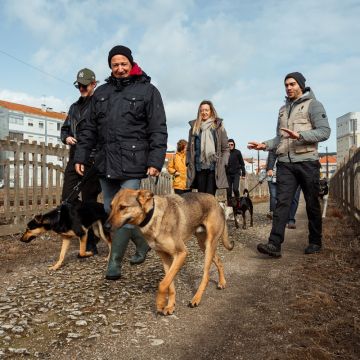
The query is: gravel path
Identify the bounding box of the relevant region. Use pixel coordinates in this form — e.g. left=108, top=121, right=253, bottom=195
left=0, top=198, right=359, bottom=359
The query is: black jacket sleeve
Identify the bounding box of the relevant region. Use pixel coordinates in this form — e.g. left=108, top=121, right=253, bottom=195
left=237, top=150, right=246, bottom=176
left=73, top=98, right=98, bottom=165
left=144, top=86, right=168, bottom=171
left=60, top=104, right=74, bottom=144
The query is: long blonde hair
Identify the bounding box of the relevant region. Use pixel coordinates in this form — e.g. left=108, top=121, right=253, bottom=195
left=192, top=100, right=218, bottom=135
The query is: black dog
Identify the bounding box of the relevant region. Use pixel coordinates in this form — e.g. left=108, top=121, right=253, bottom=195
left=230, top=189, right=254, bottom=229
left=319, top=179, right=329, bottom=199
left=20, top=200, right=111, bottom=270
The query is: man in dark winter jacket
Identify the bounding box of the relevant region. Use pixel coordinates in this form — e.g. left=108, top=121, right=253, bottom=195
left=248, top=72, right=330, bottom=258
left=74, top=45, right=167, bottom=280
left=226, top=138, right=246, bottom=202
left=61, top=68, right=101, bottom=254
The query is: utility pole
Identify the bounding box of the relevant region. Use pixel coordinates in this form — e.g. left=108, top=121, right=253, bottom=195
left=257, top=150, right=260, bottom=174
left=326, top=146, right=329, bottom=179
left=353, top=118, right=357, bottom=147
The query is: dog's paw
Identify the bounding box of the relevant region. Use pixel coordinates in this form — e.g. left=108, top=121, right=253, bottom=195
left=48, top=264, right=61, bottom=271
left=77, top=251, right=94, bottom=258
left=158, top=305, right=175, bottom=316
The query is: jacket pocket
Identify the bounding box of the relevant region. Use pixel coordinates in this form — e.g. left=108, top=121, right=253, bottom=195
left=120, top=142, right=148, bottom=175
left=294, top=144, right=317, bottom=154
left=95, top=96, right=110, bottom=118
left=293, top=117, right=312, bottom=132
left=122, top=94, right=145, bottom=119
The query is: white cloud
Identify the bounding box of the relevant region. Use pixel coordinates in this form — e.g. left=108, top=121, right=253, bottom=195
left=0, top=89, right=68, bottom=113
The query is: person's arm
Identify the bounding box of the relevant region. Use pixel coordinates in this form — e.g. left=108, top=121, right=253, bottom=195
left=167, top=155, right=177, bottom=175
left=266, top=150, right=277, bottom=171
left=219, top=126, right=230, bottom=165
left=60, top=105, right=75, bottom=145
left=145, top=86, right=168, bottom=175
left=73, top=97, right=98, bottom=175
left=238, top=150, right=246, bottom=177
left=301, top=100, right=331, bottom=143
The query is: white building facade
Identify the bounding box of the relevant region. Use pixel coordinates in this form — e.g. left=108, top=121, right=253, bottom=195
left=336, top=112, right=359, bottom=164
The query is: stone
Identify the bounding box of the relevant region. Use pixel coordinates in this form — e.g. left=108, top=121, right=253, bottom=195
left=75, top=320, right=87, bottom=327
left=150, top=339, right=164, bottom=346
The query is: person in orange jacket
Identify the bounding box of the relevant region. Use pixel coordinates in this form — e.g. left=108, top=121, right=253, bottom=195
left=167, top=139, right=190, bottom=195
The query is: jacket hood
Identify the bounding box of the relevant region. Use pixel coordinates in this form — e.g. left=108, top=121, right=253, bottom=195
left=285, top=87, right=316, bottom=105
left=105, top=63, right=151, bottom=86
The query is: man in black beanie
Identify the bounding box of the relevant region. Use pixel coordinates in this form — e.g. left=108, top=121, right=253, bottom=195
left=248, top=72, right=330, bottom=257
left=74, top=46, right=167, bottom=280
left=226, top=138, right=246, bottom=204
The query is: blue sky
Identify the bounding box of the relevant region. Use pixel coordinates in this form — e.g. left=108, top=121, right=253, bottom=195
left=0, top=0, right=359, bottom=156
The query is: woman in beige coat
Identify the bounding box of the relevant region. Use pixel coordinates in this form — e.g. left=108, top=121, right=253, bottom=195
left=186, top=100, right=229, bottom=195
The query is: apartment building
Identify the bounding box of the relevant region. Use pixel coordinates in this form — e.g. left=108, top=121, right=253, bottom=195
left=336, top=112, right=359, bottom=164
left=0, top=100, right=66, bottom=145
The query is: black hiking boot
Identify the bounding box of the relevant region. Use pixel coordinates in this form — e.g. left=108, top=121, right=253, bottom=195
left=304, top=243, right=321, bottom=255
left=257, top=243, right=281, bottom=258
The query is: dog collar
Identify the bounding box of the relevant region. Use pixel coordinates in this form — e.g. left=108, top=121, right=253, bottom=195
left=139, top=200, right=155, bottom=228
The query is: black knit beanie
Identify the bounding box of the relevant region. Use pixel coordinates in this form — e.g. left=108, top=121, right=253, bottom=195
left=108, top=45, right=134, bottom=68
left=284, top=72, right=306, bottom=91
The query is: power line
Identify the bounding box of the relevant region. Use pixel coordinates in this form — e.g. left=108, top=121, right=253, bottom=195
left=0, top=49, right=72, bottom=86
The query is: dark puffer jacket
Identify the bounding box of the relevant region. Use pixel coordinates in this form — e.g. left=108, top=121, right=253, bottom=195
left=74, top=70, right=167, bottom=180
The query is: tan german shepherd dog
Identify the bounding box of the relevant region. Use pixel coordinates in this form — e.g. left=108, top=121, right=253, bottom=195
left=107, top=189, right=234, bottom=315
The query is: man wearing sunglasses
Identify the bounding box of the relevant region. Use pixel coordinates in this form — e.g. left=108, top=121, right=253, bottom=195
left=60, top=68, right=101, bottom=254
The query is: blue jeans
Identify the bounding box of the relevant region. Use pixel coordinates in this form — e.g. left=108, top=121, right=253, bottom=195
left=267, top=180, right=277, bottom=212
left=268, top=181, right=301, bottom=224
left=288, top=186, right=301, bottom=225
left=100, top=178, right=141, bottom=229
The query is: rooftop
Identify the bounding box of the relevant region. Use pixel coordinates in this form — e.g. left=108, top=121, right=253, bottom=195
left=0, top=100, right=67, bottom=121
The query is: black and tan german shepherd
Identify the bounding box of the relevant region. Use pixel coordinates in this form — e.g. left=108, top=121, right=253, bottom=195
left=230, top=189, right=254, bottom=229
left=20, top=200, right=111, bottom=270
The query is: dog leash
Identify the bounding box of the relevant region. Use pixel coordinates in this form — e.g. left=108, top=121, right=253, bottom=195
left=247, top=181, right=262, bottom=194
left=62, top=159, right=100, bottom=205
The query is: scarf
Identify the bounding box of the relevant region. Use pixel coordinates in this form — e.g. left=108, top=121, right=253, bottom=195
left=200, top=118, right=216, bottom=166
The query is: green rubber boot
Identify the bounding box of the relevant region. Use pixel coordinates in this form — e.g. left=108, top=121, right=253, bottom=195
left=129, top=227, right=151, bottom=266
left=105, top=227, right=131, bottom=280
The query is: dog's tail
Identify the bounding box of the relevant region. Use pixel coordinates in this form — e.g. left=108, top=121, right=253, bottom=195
left=243, top=188, right=249, bottom=197
left=221, top=222, right=234, bottom=251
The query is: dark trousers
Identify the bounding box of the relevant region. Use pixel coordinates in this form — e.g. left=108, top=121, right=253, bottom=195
left=174, top=189, right=191, bottom=195
left=62, top=159, right=102, bottom=249
left=226, top=173, right=240, bottom=199
left=62, top=159, right=101, bottom=203
left=196, top=169, right=217, bottom=195
left=269, top=161, right=322, bottom=247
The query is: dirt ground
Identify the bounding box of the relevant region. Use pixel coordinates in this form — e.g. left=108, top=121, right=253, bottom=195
left=0, top=197, right=359, bottom=359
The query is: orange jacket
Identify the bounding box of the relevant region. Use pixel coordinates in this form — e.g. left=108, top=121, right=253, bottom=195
left=167, top=151, right=188, bottom=190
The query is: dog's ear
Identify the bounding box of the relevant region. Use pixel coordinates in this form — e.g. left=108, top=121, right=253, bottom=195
left=34, top=214, right=43, bottom=223
left=136, top=190, right=154, bottom=207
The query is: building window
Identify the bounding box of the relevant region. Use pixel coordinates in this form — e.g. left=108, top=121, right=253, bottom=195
left=9, top=113, right=24, bottom=125
left=39, top=122, right=44, bottom=129
left=28, top=121, right=33, bottom=127
left=57, top=122, right=61, bottom=131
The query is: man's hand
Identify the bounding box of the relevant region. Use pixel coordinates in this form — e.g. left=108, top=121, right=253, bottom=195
left=66, top=136, right=77, bottom=145
left=247, top=141, right=266, bottom=150
left=267, top=169, right=273, bottom=177
left=75, top=163, right=85, bottom=176
left=147, top=167, right=159, bottom=177
left=280, top=128, right=300, bottom=140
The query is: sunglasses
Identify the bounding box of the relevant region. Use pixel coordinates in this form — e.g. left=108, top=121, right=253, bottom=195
left=228, top=143, right=235, bottom=146
left=75, top=83, right=89, bottom=89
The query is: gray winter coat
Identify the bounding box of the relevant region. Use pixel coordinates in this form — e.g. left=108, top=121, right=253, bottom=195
left=186, top=118, right=229, bottom=189
left=264, top=88, right=330, bottom=163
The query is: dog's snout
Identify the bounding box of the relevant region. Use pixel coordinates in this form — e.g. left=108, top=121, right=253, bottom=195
left=104, top=221, right=112, bottom=232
